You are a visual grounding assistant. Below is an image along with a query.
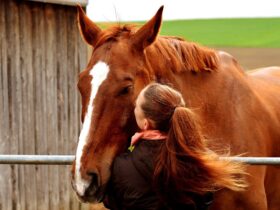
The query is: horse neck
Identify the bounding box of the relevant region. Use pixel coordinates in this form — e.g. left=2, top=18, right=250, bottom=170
left=145, top=38, right=254, bottom=124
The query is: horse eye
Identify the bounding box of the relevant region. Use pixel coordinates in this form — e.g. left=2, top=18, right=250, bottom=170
left=118, top=86, right=133, bottom=96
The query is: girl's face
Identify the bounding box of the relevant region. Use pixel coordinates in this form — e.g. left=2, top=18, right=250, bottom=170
left=134, top=90, right=148, bottom=130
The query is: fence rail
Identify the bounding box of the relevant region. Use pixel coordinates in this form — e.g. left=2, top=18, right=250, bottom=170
left=1, top=155, right=280, bottom=165
left=0, top=155, right=74, bottom=165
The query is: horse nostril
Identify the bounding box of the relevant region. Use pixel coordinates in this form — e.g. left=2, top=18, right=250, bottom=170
left=85, top=171, right=99, bottom=197
left=87, top=171, right=99, bottom=185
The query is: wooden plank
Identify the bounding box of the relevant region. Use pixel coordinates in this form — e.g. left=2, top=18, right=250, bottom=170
left=44, top=4, right=60, bottom=210
left=7, top=2, right=19, bottom=208
left=32, top=2, right=50, bottom=210
left=0, top=0, right=3, bottom=138
left=0, top=1, right=11, bottom=210
left=56, top=5, right=70, bottom=210
left=6, top=1, right=22, bottom=210
left=20, top=2, right=37, bottom=210
left=33, top=3, right=51, bottom=209
left=0, top=0, right=6, bottom=144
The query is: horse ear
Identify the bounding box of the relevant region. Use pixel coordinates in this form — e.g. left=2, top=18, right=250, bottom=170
left=132, top=6, right=164, bottom=50
left=77, top=5, right=102, bottom=47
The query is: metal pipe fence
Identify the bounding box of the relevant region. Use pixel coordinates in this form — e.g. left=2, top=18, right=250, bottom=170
left=0, top=155, right=74, bottom=165
left=0, top=155, right=280, bottom=165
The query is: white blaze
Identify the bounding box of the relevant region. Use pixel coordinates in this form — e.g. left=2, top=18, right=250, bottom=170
left=75, top=61, right=110, bottom=196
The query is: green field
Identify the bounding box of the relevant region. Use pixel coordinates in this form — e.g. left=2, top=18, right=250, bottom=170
left=99, top=18, right=280, bottom=48
left=160, top=18, right=280, bottom=48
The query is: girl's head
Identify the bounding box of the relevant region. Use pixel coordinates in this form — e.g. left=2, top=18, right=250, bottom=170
left=134, top=83, right=247, bottom=204
left=134, top=83, right=185, bottom=131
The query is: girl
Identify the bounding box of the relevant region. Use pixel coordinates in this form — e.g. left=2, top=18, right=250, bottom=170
left=105, top=83, right=247, bottom=210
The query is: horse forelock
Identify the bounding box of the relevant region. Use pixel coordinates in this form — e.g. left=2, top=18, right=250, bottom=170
left=94, top=25, right=136, bottom=50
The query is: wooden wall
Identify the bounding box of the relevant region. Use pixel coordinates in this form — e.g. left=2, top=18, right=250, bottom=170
left=0, top=0, right=96, bottom=209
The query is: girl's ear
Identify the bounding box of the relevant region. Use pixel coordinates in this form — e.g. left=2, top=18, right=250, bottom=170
left=143, top=119, right=150, bottom=130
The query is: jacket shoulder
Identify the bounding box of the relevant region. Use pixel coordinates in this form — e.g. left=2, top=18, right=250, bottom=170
left=109, top=152, right=158, bottom=209
left=112, top=152, right=150, bottom=191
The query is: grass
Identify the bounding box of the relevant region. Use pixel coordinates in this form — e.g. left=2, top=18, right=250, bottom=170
left=160, top=18, right=280, bottom=48
left=98, top=18, right=280, bottom=48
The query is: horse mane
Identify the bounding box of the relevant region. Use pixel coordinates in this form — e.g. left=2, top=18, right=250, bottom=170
left=153, top=36, right=219, bottom=73
left=95, top=25, right=219, bottom=73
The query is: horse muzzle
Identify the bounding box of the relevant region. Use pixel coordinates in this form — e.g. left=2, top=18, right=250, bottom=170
left=71, top=172, right=105, bottom=203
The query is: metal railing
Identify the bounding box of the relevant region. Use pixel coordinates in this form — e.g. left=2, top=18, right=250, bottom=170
left=0, top=155, right=74, bottom=165
left=0, top=155, right=280, bottom=165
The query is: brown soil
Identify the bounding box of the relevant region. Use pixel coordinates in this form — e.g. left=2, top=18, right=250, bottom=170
left=215, top=48, right=280, bottom=70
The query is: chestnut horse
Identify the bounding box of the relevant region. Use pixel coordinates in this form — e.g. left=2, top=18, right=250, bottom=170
left=71, top=6, right=280, bottom=210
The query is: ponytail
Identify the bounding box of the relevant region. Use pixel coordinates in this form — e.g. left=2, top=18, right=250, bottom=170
left=138, top=83, right=247, bottom=204
left=153, top=107, right=247, bottom=204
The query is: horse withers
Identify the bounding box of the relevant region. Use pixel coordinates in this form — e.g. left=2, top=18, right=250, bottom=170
left=71, top=5, right=280, bottom=210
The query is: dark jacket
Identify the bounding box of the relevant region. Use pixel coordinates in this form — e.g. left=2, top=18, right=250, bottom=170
left=104, top=140, right=213, bottom=210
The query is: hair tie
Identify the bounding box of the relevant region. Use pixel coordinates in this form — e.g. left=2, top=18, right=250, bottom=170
left=172, top=106, right=179, bottom=115
left=174, top=105, right=182, bottom=110
left=173, top=105, right=184, bottom=114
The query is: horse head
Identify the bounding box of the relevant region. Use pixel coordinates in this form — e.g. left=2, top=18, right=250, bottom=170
left=71, top=6, right=164, bottom=202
